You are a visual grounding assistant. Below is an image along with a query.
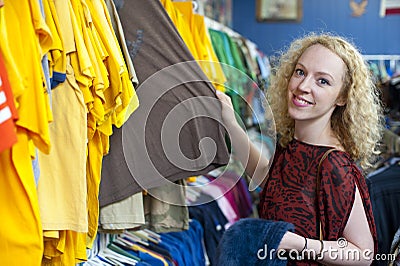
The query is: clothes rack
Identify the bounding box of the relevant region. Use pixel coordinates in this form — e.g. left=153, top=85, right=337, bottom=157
left=204, top=16, right=258, bottom=49
left=363, top=55, right=400, bottom=61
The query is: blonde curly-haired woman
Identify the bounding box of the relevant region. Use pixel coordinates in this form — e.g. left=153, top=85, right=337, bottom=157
left=217, top=32, right=384, bottom=265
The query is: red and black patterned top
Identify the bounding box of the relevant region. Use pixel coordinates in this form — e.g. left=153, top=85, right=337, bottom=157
left=258, top=138, right=377, bottom=265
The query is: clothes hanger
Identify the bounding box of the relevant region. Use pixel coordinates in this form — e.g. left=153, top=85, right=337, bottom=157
left=98, top=233, right=139, bottom=265
left=122, top=230, right=150, bottom=246
left=107, top=242, right=141, bottom=262
left=186, top=186, right=202, bottom=202
left=87, top=234, right=100, bottom=260
left=89, top=233, right=114, bottom=265
left=100, top=248, right=139, bottom=265
left=192, top=0, right=199, bottom=12
left=207, top=167, right=224, bottom=177
left=114, top=236, right=134, bottom=247
left=95, top=254, right=115, bottom=266
left=99, top=255, right=124, bottom=266
left=132, top=230, right=159, bottom=244
left=143, top=228, right=161, bottom=241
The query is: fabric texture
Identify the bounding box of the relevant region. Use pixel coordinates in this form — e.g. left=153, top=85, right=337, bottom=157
left=367, top=162, right=400, bottom=265
left=189, top=199, right=229, bottom=265
left=215, top=218, right=294, bottom=266
left=206, top=171, right=253, bottom=219
left=390, top=226, right=400, bottom=266
left=259, top=139, right=378, bottom=265
left=38, top=57, right=88, bottom=233
left=99, top=192, right=145, bottom=230
left=143, top=180, right=189, bottom=233
left=99, top=0, right=229, bottom=207
left=0, top=0, right=53, bottom=263
left=158, top=219, right=206, bottom=266
left=160, top=225, right=205, bottom=266
left=0, top=51, right=18, bottom=152
left=392, top=226, right=400, bottom=257
left=104, top=0, right=138, bottom=87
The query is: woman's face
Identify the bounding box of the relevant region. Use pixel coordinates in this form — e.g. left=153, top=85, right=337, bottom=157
left=287, top=44, right=346, bottom=125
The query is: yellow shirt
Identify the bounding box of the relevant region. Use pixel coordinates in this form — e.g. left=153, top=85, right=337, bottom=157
left=0, top=130, right=43, bottom=265
left=161, top=1, right=226, bottom=92
left=194, top=14, right=227, bottom=92
left=43, top=0, right=66, bottom=84
left=162, top=0, right=199, bottom=60
left=42, top=230, right=87, bottom=265
left=86, top=0, right=138, bottom=130
left=81, top=0, right=140, bottom=248
left=67, top=0, right=94, bottom=112
left=1, top=0, right=53, bottom=153
left=38, top=57, right=88, bottom=233
left=0, top=0, right=54, bottom=263
left=39, top=1, right=90, bottom=262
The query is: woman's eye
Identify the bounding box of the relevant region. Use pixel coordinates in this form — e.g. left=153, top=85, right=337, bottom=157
left=295, top=69, right=304, bottom=76
left=319, top=78, right=330, bottom=85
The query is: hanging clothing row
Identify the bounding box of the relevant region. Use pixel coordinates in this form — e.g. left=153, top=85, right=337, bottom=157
left=84, top=170, right=254, bottom=266
left=0, top=0, right=269, bottom=265
left=364, top=56, right=400, bottom=266
left=84, top=220, right=205, bottom=266
left=204, top=16, right=272, bottom=128
left=365, top=55, right=400, bottom=85
left=366, top=56, right=400, bottom=116
left=1, top=0, right=140, bottom=264
left=366, top=157, right=400, bottom=266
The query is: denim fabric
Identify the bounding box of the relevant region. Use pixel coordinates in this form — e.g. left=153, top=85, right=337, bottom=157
left=215, top=218, right=294, bottom=266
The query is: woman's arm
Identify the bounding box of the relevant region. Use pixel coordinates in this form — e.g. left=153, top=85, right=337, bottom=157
left=278, top=186, right=374, bottom=265
left=216, top=91, right=270, bottom=187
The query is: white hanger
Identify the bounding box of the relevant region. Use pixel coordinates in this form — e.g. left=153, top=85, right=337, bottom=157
left=192, top=0, right=199, bottom=12
left=122, top=231, right=149, bottom=246
left=143, top=228, right=161, bottom=240
left=132, top=230, right=159, bottom=244
left=100, top=248, right=138, bottom=265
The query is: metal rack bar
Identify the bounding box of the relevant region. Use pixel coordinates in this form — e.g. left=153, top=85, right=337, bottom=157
left=363, top=55, right=400, bottom=61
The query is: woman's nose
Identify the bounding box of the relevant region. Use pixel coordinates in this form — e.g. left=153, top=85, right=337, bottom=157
left=297, top=76, right=312, bottom=93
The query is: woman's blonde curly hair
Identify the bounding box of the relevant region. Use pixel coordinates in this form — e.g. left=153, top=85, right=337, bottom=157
left=267, top=32, right=384, bottom=169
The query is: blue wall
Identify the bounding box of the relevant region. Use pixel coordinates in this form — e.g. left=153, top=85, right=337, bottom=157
left=232, top=0, right=400, bottom=56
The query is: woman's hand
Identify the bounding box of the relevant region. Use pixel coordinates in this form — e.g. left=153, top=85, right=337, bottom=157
left=215, top=90, right=270, bottom=189
left=277, top=229, right=374, bottom=265
left=216, top=90, right=239, bottom=129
